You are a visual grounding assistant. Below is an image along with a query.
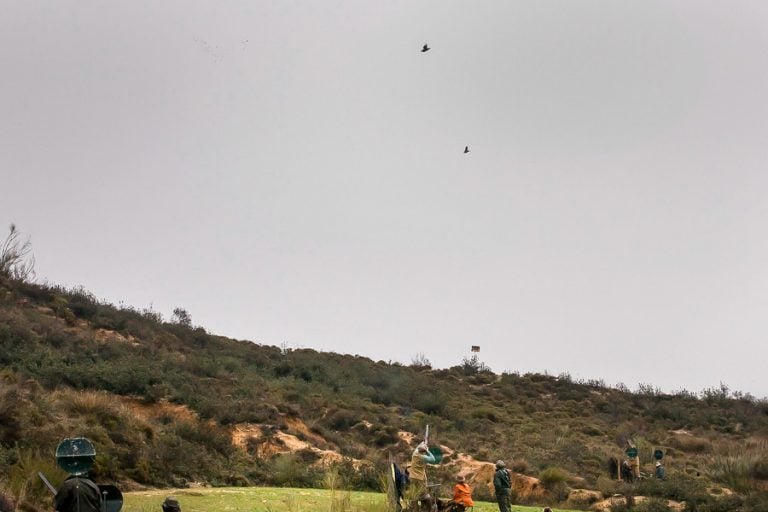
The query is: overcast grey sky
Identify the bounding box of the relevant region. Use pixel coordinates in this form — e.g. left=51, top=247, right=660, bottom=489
left=2, top=1, right=767, bottom=398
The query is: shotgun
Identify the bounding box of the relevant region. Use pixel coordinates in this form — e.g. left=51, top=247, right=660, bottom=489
left=38, top=472, right=57, bottom=496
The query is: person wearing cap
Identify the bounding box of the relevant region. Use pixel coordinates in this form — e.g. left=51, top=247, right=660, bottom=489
left=449, top=475, right=474, bottom=512
left=655, top=461, right=665, bottom=480
left=409, top=442, right=437, bottom=500
left=162, top=497, right=181, bottom=512
left=54, top=475, right=101, bottom=512
left=493, top=460, right=512, bottom=512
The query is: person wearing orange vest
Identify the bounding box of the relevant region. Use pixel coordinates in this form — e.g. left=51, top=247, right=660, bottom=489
left=450, top=475, right=474, bottom=511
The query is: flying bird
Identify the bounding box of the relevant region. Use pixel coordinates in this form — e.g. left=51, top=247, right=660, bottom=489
left=421, top=44, right=430, bottom=52
left=464, top=146, right=470, bottom=154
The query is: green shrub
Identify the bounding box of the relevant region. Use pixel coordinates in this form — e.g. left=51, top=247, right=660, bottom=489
left=581, top=424, right=603, bottom=436
left=698, top=494, right=744, bottom=512
left=370, top=427, right=398, bottom=447
left=753, top=460, right=768, bottom=480
left=663, top=474, right=708, bottom=508
left=596, top=475, right=619, bottom=498
left=539, top=466, right=568, bottom=488
left=539, top=466, right=569, bottom=502
left=637, top=497, right=672, bottom=512
left=471, top=407, right=500, bottom=422
left=6, top=448, right=64, bottom=505
left=744, top=491, right=768, bottom=512
left=327, top=409, right=358, bottom=431
left=270, top=453, right=322, bottom=488
left=711, top=453, right=760, bottom=493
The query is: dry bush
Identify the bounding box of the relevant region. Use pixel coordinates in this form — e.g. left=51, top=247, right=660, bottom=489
left=511, top=458, right=529, bottom=474
left=0, top=225, right=35, bottom=282
left=667, top=434, right=711, bottom=454
left=709, top=439, right=768, bottom=493
left=5, top=448, right=64, bottom=508
left=59, top=390, right=119, bottom=415
left=596, top=475, right=620, bottom=498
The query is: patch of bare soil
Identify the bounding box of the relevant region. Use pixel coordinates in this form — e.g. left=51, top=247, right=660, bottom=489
left=283, top=417, right=334, bottom=450
left=94, top=328, right=139, bottom=346
left=231, top=423, right=267, bottom=449
left=230, top=418, right=366, bottom=468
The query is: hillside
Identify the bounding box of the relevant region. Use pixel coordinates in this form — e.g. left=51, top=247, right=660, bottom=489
left=1, top=276, right=768, bottom=511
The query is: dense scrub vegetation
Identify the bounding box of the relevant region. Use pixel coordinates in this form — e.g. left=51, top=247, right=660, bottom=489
left=1, top=275, right=768, bottom=511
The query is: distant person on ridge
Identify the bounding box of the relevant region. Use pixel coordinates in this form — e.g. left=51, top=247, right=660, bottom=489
left=409, top=442, right=437, bottom=499
left=493, top=460, right=512, bottom=512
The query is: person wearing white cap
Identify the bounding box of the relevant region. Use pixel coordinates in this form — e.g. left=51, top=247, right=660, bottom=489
left=655, top=461, right=666, bottom=480
left=493, top=460, right=511, bottom=512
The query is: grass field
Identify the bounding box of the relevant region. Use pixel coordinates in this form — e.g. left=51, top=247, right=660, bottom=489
left=123, top=487, right=580, bottom=512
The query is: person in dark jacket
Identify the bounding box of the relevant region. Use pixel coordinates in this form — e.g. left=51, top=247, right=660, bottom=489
left=392, top=463, right=409, bottom=512
left=493, top=460, right=511, bottom=512
left=54, top=475, right=101, bottom=512
left=621, top=460, right=633, bottom=482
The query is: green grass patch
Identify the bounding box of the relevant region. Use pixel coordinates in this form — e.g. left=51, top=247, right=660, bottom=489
left=123, top=487, right=581, bottom=512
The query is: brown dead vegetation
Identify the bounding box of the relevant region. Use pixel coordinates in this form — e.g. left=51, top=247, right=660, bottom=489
left=123, top=397, right=199, bottom=423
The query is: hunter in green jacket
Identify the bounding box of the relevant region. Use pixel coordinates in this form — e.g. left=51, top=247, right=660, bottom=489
left=493, top=460, right=511, bottom=512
